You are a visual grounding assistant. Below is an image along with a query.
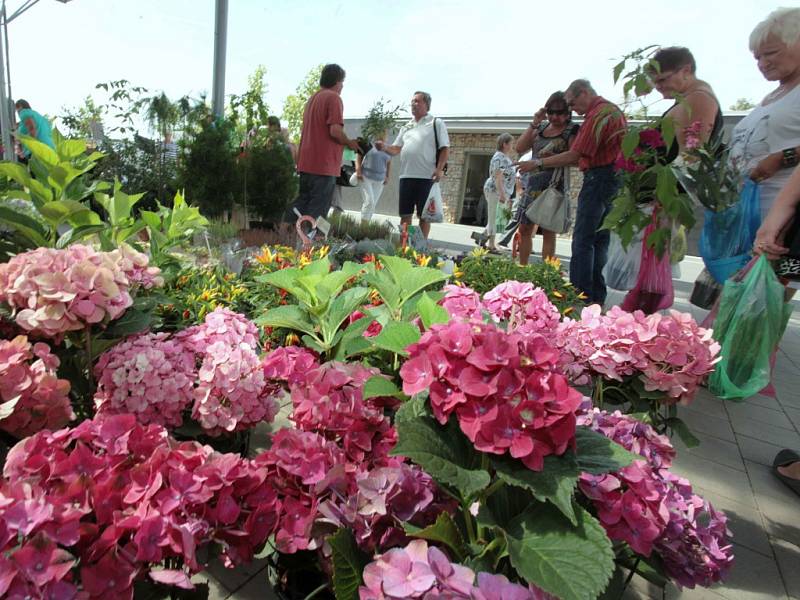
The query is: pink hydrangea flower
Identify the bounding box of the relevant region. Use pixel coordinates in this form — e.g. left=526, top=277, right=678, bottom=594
left=441, top=284, right=483, bottom=320
left=400, top=321, right=583, bottom=471
left=0, top=336, right=73, bottom=438
left=0, top=244, right=161, bottom=338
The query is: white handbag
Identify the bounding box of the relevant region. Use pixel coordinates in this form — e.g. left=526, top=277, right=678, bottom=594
left=524, top=168, right=570, bottom=234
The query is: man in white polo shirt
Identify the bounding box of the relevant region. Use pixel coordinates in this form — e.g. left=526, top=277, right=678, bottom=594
left=376, top=91, right=449, bottom=239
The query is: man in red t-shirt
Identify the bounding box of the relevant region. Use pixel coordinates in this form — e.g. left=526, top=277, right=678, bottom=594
left=283, top=64, right=360, bottom=226
left=518, top=79, right=626, bottom=305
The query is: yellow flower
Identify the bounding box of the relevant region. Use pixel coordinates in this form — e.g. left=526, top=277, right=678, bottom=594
left=317, top=245, right=330, bottom=258
left=255, top=246, right=277, bottom=265
left=470, top=247, right=489, bottom=258
left=544, top=256, right=562, bottom=269
left=577, top=292, right=588, bottom=300
left=552, top=290, right=564, bottom=299
left=563, top=307, right=574, bottom=316
left=285, top=333, right=300, bottom=346
left=416, top=254, right=432, bottom=267
left=453, top=267, right=464, bottom=280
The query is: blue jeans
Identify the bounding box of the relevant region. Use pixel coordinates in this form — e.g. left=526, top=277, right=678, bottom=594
left=569, top=166, right=621, bottom=305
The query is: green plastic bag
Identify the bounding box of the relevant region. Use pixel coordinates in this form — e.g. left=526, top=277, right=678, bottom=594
left=709, top=255, right=792, bottom=400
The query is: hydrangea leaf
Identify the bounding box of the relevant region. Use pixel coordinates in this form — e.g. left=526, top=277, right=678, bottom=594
left=362, top=375, right=405, bottom=400
left=394, top=394, right=430, bottom=423
left=416, top=292, right=450, bottom=329
left=506, top=503, right=614, bottom=600
left=370, top=321, right=420, bottom=357
left=391, top=416, right=489, bottom=499
left=329, top=528, right=368, bottom=600
left=403, top=511, right=468, bottom=562
left=491, top=453, right=579, bottom=525
left=575, top=427, right=639, bottom=475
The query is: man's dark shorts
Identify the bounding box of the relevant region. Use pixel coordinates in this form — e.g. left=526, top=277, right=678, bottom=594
left=283, top=172, right=336, bottom=223
left=399, top=177, right=434, bottom=218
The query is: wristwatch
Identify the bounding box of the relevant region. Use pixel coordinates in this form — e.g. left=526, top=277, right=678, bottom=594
left=782, top=148, right=799, bottom=168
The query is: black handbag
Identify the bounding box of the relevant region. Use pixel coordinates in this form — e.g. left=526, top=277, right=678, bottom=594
left=337, top=163, right=356, bottom=187
left=775, top=206, right=800, bottom=279
left=433, top=118, right=448, bottom=175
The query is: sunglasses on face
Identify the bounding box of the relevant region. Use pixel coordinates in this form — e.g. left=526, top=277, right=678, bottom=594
left=547, top=109, right=569, bottom=116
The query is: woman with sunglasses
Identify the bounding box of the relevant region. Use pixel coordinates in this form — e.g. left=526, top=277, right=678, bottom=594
left=513, top=92, right=579, bottom=264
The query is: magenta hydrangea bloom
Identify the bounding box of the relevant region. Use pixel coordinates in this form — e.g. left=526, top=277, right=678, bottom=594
left=482, top=282, right=561, bottom=335
left=290, top=360, right=398, bottom=465
left=400, top=321, right=583, bottom=471
left=0, top=244, right=161, bottom=338
left=0, top=414, right=281, bottom=598
left=0, top=336, right=73, bottom=438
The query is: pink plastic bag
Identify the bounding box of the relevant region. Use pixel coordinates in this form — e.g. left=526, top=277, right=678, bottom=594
left=620, top=218, right=674, bottom=314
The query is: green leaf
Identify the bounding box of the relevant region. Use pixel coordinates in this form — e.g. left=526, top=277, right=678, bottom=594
left=506, top=503, right=614, bottom=600
left=394, top=395, right=430, bottom=423
left=613, top=60, right=626, bottom=83
left=56, top=224, right=106, bottom=248
left=404, top=512, right=468, bottom=561
left=621, top=130, right=640, bottom=158
left=326, top=287, right=370, bottom=337
left=391, top=416, right=489, bottom=499
left=667, top=417, right=700, bottom=449
left=18, top=134, right=59, bottom=166
left=0, top=205, right=49, bottom=246
left=370, top=321, right=420, bottom=356
left=416, top=292, right=450, bottom=329
left=574, top=427, right=639, bottom=475
left=103, top=308, right=155, bottom=339
left=255, top=305, right=317, bottom=338
left=491, top=453, right=579, bottom=525
left=362, top=375, right=405, bottom=400
left=329, top=528, right=367, bottom=600
left=334, top=315, right=376, bottom=360
left=38, top=199, right=91, bottom=225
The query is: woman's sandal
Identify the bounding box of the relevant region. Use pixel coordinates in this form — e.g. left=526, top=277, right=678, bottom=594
left=772, top=449, right=800, bottom=498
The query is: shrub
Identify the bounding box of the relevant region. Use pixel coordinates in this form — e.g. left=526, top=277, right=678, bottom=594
left=238, top=131, right=298, bottom=224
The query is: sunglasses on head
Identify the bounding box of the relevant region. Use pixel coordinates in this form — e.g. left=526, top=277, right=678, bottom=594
left=546, top=109, right=569, bottom=116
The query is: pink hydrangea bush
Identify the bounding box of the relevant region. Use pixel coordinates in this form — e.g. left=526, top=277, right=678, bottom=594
left=0, top=414, right=281, bottom=599
left=0, top=336, right=73, bottom=438
left=482, top=281, right=561, bottom=334
left=109, top=243, right=164, bottom=289
left=400, top=321, right=583, bottom=471
left=556, top=305, right=720, bottom=404
left=94, top=332, right=196, bottom=428
left=359, top=539, right=549, bottom=600
left=0, top=244, right=162, bottom=338
left=578, top=407, right=734, bottom=588
left=440, top=284, right=483, bottom=320
left=177, top=308, right=278, bottom=434
left=290, top=360, right=398, bottom=465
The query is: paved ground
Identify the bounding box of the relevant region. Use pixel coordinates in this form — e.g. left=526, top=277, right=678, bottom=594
left=196, top=219, right=800, bottom=599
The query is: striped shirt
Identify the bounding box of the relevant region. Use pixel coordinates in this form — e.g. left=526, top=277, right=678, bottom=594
left=571, top=96, right=626, bottom=171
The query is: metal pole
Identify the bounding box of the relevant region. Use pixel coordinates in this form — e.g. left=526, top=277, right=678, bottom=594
left=211, top=0, right=228, bottom=119
left=0, top=5, right=12, bottom=161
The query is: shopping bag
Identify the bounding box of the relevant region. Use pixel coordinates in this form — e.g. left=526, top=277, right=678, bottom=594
left=670, top=223, right=688, bottom=265
left=708, top=255, right=792, bottom=400
left=604, top=228, right=645, bottom=291
left=421, top=182, right=444, bottom=223
left=496, top=203, right=512, bottom=232
left=524, top=169, right=571, bottom=234
left=620, top=218, right=674, bottom=314
left=690, top=267, right=722, bottom=310
left=700, top=179, right=761, bottom=284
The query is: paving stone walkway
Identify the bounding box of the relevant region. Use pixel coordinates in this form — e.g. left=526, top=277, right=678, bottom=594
left=194, top=234, right=800, bottom=599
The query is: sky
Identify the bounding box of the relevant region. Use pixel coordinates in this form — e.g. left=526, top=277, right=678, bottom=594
left=4, top=0, right=785, bottom=134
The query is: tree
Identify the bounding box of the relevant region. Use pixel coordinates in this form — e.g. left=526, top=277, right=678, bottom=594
left=229, top=65, right=271, bottom=141
left=282, top=64, right=323, bottom=144
left=238, top=130, right=298, bottom=224
left=361, top=98, right=404, bottom=141
left=729, top=98, right=755, bottom=111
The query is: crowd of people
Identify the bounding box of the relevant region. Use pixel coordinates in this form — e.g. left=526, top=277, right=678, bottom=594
left=278, top=6, right=800, bottom=497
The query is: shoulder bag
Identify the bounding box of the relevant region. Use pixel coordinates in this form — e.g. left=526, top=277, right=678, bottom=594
left=525, top=168, right=570, bottom=233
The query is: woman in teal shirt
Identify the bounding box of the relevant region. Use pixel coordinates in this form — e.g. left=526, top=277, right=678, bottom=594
left=15, top=99, right=54, bottom=158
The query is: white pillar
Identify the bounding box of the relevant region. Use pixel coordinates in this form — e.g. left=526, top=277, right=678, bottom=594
left=211, top=0, right=228, bottom=119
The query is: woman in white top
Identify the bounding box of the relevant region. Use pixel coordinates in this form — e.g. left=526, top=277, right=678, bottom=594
left=729, top=7, right=800, bottom=218
left=481, top=133, right=515, bottom=251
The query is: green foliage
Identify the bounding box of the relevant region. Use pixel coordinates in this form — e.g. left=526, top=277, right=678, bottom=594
left=238, top=130, right=298, bottom=223
left=505, top=504, right=615, bottom=600
left=404, top=512, right=469, bottom=562
left=364, top=255, right=449, bottom=320
left=391, top=416, right=490, bottom=499
left=282, top=64, right=323, bottom=144
left=458, top=254, right=584, bottom=315
left=329, top=528, right=368, bottom=600
left=140, top=191, right=209, bottom=265
left=326, top=211, right=394, bottom=242
left=360, top=97, right=404, bottom=141
left=729, top=97, right=755, bottom=111
left=573, top=427, right=639, bottom=474
left=178, top=115, right=238, bottom=219
left=229, top=65, right=271, bottom=139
